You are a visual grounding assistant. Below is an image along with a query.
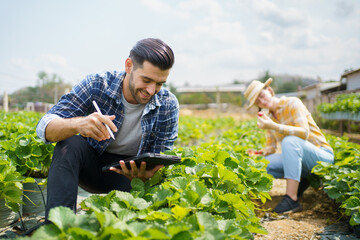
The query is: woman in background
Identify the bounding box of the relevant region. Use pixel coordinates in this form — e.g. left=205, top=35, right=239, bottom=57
left=244, top=78, right=334, bottom=214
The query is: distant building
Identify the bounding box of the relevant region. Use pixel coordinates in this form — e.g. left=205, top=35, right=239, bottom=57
left=25, top=102, right=54, bottom=112
left=341, top=68, right=360, bottom=91
left=176, top=84, right=246, bottom=93
left=298, top=68, right=360, bottom=113
left=299, top=82, right=345, bottom=113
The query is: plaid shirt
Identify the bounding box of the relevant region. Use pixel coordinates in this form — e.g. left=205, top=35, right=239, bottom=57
left=263, top=96, right=333, bottom=155
left=36, top=71, right=179, bottom=155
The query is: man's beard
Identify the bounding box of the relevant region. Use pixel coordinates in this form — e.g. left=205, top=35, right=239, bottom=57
left=128, top=72, right=150, bottom=105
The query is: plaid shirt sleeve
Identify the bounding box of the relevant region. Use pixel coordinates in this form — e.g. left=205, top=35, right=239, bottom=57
left=36, top=75, right=94, bottom=143
left=277, top=98, right=309, bottom=140
left=263, top=130, right=277, bottom=155
left=36, top=114, right=62, bottom=143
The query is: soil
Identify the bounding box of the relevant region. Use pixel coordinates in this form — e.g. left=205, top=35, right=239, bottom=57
left=254, top=179, right=357, bottom=240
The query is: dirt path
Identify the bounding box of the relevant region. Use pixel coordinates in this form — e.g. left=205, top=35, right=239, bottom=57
left=254, top=179, right=358, bottom=240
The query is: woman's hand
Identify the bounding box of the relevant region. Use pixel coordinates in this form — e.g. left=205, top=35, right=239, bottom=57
left=257, top=113, right=277, bottom=130
left=109, top=160, right=164, bottom=182
left=247, top=149, right=264, bottom=156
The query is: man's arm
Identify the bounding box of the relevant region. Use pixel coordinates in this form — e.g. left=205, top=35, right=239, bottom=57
left=45, top=113, right=117, bottom=143
left=36, top=73, right=118, bottom=143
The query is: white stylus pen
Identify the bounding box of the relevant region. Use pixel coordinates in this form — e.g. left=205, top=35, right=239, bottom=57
left=92, top=100, right=115, bottom=140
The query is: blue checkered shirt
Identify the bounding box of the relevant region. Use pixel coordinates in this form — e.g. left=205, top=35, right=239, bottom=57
left=36, top=71, right=179, bottom=155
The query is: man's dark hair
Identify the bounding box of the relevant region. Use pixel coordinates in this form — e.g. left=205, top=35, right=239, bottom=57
left=129, top=38, right=175, bottom=70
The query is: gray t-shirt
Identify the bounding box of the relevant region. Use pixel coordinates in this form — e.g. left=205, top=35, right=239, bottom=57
left=105, top=94, right=145, bottom=156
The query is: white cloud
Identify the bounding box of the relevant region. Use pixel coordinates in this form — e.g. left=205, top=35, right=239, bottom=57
left=140, top=0, right=172, bottom=12
left=178, top=0, right=223, bottom=18
left=334, top=0, right=355, bottom=18
left=39, top=54, right=68, bottom=69
left=252, top=0, right=307, bottom=27
left=8, top=54, right=82, bottom=86
left=10, top=57, right=34, bottom=72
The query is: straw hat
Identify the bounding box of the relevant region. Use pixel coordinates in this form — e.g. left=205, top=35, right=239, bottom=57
left=244, top=78, right=272, bottom=109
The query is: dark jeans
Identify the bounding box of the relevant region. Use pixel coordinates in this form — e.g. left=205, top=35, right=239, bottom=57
left=45, top=135, right=132, bottom=219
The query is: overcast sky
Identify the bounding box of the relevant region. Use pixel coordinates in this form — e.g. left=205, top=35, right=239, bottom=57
left=1, top=0, right=359, bottom=94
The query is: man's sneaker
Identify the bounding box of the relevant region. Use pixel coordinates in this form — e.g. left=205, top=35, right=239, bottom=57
left=297, top=178, right=310, bottom=198
left=274, top=195, right=302, bottom=214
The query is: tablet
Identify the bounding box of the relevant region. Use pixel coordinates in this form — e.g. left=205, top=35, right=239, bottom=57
left=102, top=152, right=181, bottom=172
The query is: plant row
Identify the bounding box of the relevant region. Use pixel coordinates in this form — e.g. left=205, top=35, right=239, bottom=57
left=312, top=134, right=360, bottom=227
left=177, top=116, right=236, bottom=146
left=20, top=119, right=273, bottom=239
left=318, top=93, right=360, bottom=114
left=0, top=111, right=54, bottom=213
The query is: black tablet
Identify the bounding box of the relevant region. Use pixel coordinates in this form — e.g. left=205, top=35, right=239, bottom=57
left=102, top=152, right=181, bottom=172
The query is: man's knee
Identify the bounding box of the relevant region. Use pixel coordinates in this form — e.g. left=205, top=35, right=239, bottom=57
left=55, top=135, right=87, bottom=152
left=52, top=135, right=91, bottom=167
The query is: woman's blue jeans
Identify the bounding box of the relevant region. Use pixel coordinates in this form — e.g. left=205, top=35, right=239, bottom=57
left=265, top=136, right=334, bottom=182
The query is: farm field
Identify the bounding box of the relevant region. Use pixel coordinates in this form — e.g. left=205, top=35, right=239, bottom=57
left=0, top=109, right=359, bottom=239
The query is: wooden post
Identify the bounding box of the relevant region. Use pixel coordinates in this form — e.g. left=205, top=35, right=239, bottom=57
left=3, top=92, right=8, bottom=112
left=339, top=120, right=344, bottom=136
left=216, top=87, right=220, bottom=116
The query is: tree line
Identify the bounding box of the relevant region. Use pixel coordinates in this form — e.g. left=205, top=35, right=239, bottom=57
left=2, top=70, right=329, bottom=109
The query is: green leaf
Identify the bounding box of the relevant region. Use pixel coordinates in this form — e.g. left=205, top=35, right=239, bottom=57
left=48, top=206, right=76, bottom=231
left=111, top=191, right=150, bottom=210
left=19, top=137, right=31, bottom=146
left=144, top=211, right=171, bottom=221
left=171, top=205, right=191, bottom=220
left=326, top=188, right=342, bottom=200
left=214, top=151, right=231, bottom=164
left=81, top=193, right=110, bottom=212
left=247, top=224, right=268, bottom=234
left=170, top=177, right=188, bottom=191
left=31, top=146, right=42, bottom=157
left=67, top=227, right=97, bottom=240
left=140, top=228, right=170, bottom=239
left=113, top=208, right=138, bottom=221
left=74, top=213, right=101, bottom=234
left=181, top=189, right=199, bottom=207
left=31, top=223, right=63, bottom=239
left=196, top=212, right=218, bottom=231
left=171, top=231, right=192, bottom=240
left=127, top=222, right=147, bottom=236
left=341, top=196, right=360, bottom=210
left=151, top=188, right=172, bottom=208
left=350, top=210, right=360, bottom=225
left=181, top=148, right=194, bottom=158
left=94, top=209, right=119, bottom=228
left=15, top=145, right=32, bottom=159
left=336, top=181, right=349, bottom=191
left=131, top=179, right=145, bottom=198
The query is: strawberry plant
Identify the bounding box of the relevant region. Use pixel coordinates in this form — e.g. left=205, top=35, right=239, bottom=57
left=312, top=134, right=360, bottom=227
left=177, top=116, right=235, bottom=146
left=0, top=111, right=54, bottom=178
left=20, top=119, right=273, bottom=239
left=0, top=159, right=25, bottom=212
left=318, top=93, right=360, bottom=114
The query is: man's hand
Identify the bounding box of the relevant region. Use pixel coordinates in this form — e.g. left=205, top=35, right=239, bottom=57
left=109, top=160, right=164, bottom=182
left=77, top=112, right=117, bottom=141
left=45, top=113, right=117, bottom=143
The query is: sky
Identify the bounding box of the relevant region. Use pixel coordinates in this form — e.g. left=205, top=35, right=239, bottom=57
left=1, top=0, right=360, bottom=94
